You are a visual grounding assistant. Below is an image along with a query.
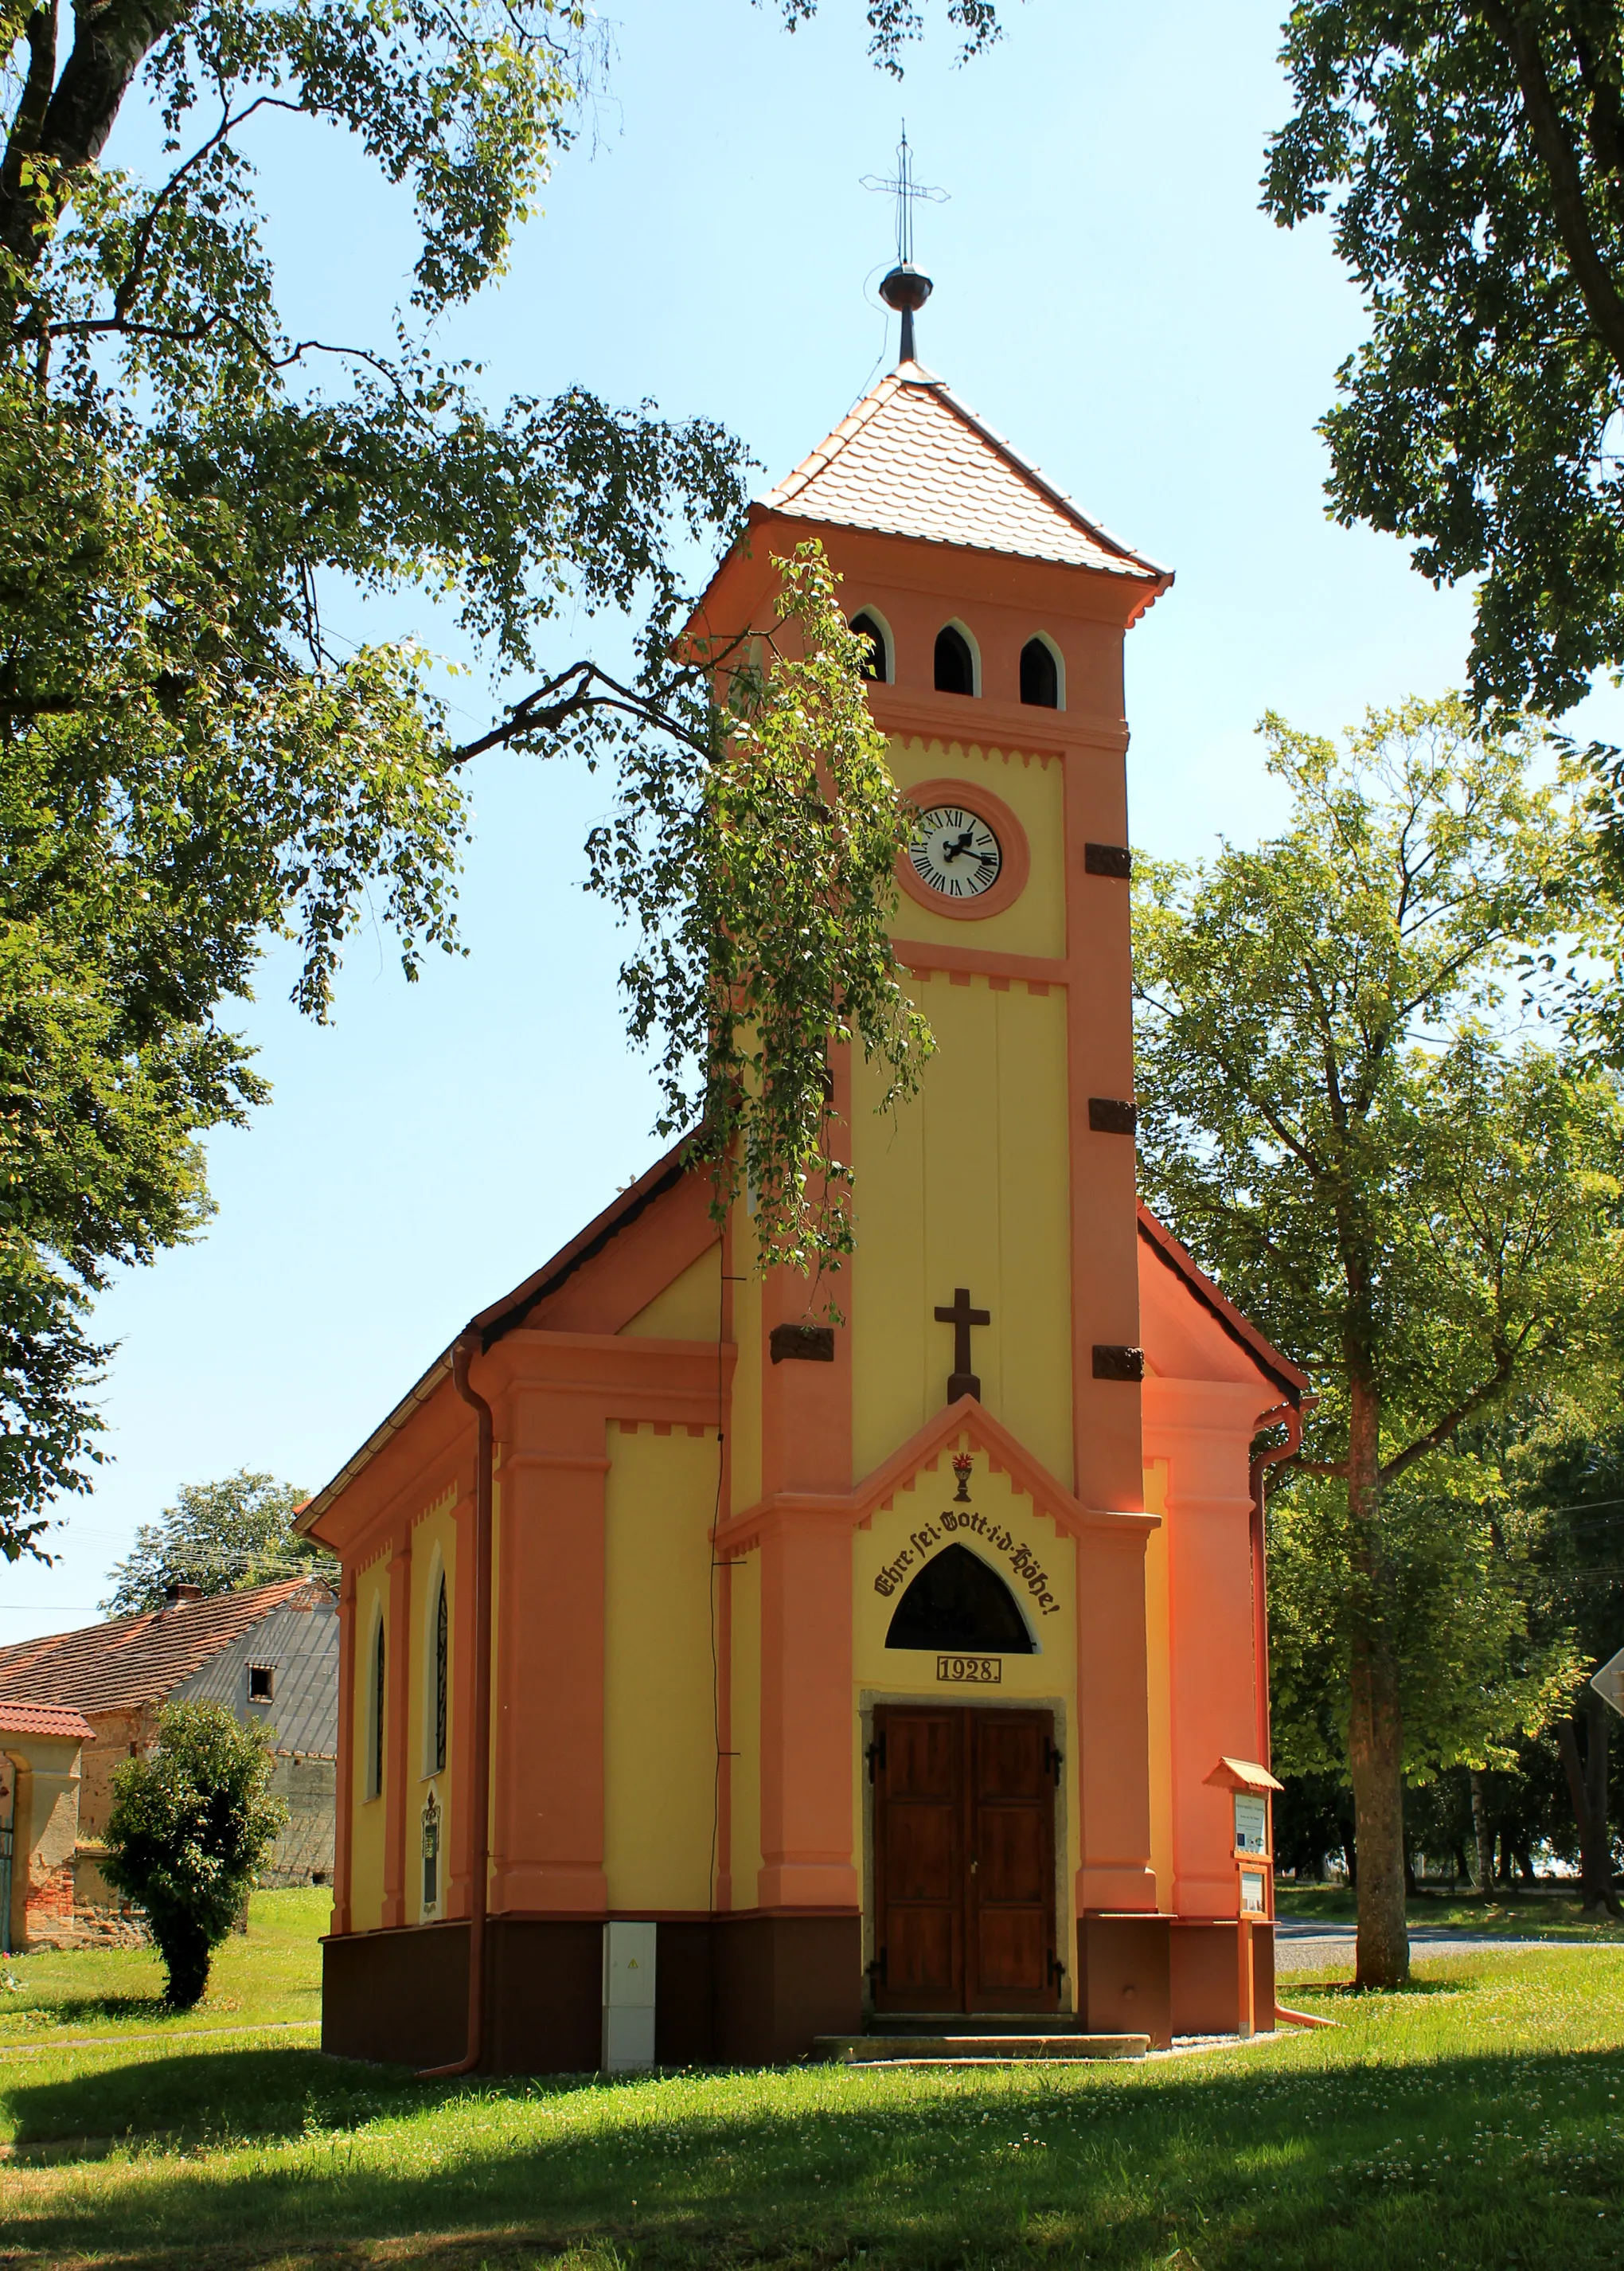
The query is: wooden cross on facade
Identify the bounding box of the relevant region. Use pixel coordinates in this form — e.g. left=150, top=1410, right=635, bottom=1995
left=935, top=1287, right=990, bottom=1404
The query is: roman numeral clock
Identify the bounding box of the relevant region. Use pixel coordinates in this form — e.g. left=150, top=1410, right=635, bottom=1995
left=908, top=801, right=1002, bottom=900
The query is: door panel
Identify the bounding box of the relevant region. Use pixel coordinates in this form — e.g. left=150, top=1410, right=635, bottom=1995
left=967, top=1713, right=1056, bottom=2013
left=873, top=1706, right=1059, bottom=2015
left=873, top=1709, right=963, bottom=2010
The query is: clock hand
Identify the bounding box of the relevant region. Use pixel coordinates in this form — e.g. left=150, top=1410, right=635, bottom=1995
left=938, top=830, right=992, bottom=862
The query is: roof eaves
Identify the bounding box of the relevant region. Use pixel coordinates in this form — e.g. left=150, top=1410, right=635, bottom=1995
left=1137, top=1205, right=1310, bottom=1404
left=298, top=1139, right=697, bottom=1534
left=930, top=381, right=1172, bottom=580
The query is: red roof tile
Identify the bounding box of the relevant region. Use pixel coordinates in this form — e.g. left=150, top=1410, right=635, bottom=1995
left=0, top=1700, right=94, bottom=1741
left=0, top=1577, right=330, bottom=1718
left=759, top=365, right=1167, bottom=580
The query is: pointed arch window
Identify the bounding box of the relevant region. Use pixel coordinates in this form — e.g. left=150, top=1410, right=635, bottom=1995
left=1020, top=636, right=1060, bottom=709
left=934, top=623, right=977, bottom=696
left=884, top=1543, right=1035, bottom=1653
left=849, top=610, right=890, bottom=682
left=432, top=1573, right=449, bottom=1776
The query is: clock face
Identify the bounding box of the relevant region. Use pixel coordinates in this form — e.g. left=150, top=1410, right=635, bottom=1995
left=908, top=803, right=1004, bottom=901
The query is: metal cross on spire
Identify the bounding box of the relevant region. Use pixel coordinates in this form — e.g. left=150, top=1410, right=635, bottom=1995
left=862, top=125, right=948, bottom=365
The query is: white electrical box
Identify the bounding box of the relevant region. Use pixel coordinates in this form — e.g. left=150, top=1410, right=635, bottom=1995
left=602, top=1920, right=657, bottom=2074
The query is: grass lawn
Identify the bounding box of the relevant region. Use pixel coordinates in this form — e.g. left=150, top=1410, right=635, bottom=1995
left=2, top=1898, right=1623, bottom=2268
left=0, top=1887, right=326, bottom=2046
left=1277, top=1884, right=1624, bottom=1941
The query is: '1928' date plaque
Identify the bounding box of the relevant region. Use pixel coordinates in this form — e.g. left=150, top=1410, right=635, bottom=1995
left=936, top=1654, right=1001, bottom=1685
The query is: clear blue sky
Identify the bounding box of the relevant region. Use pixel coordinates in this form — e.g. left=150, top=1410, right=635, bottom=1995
left=8, top=0, right=1617, bottom=1635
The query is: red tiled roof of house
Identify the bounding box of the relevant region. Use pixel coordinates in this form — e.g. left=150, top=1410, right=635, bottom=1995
left=759, top=365, right=1168, bottom=580
left=0, top=1700, right=94, bottom=1741
left=0, top=1577, right=329, bottom=1718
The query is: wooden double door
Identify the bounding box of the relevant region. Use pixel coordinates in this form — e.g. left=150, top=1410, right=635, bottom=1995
left=870, top=1706, right=1060, bottom=2015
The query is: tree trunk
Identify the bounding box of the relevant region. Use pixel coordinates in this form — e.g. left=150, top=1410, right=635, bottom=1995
left=1557, top=1692, right=1620, bottom=1919
left=1345, top=1372, right=1410, bottom=1988
left=1470, top=1769, right=1495, bottom=1895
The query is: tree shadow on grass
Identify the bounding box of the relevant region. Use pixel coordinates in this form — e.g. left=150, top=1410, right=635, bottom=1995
left=6, top=2042, right=1624, bottom=2269
left=3, top=2045, right=424, bottom=2153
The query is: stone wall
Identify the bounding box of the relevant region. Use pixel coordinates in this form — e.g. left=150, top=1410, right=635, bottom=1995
left=263, top=1753, right=336, bottom=1886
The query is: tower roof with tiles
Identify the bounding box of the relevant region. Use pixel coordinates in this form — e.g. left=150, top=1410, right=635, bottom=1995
left=757, top=362, right=1169, bottom=584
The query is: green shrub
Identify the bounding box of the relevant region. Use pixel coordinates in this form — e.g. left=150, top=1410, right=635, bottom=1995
left=101, top=1701, right=287, bottom=2008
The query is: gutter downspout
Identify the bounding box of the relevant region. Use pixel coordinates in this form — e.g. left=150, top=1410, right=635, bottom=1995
left=420, top=1334, right=494, bottom=2078
left=1247, top=1401, right=1302, bottom=1773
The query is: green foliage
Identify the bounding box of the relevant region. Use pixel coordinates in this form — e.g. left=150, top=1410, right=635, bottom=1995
left=0, top=1, right=947, bottom=1558
left=1134, top=697, right=1607, bottom=1434
left=1268, top=1449, right=1583, bottom=1783
left=582, top=544, right=931, bottom=1280
left=101, top=1470, right=322, bottom=1616
left=100, top=1700, right=288, bottom=2010
left=1134, top=692, right=1621, bottom=1978
left=1264, top=4, right=1624, bottom=719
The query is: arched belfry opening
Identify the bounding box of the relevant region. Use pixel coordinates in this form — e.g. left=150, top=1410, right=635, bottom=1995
left=934, top=623, right=977, bottom=696
left=1020, top=636, right=1060, bottom=709
left=884, top=1543, right=1036, bottom=1654
left=850, top=610, right=890, bottom=682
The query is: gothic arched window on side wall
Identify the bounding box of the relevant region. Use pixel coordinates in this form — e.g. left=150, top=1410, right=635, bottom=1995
left=433, top=1574, right=449, bottom=1775
left=367, top=1619, right=386, bottom=1800
left=884, top=1543, right=1036, bottom=1653
left=850, top=610, right=889, bottom=682
left=1020, top=635, right=1060, bottom=709
left=934, top=623, right=977, bottom=696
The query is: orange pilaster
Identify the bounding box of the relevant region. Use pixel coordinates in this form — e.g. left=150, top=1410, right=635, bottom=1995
left=490, top=1428, right=611, bottom=1915
left=381, top=1534, right=412, bottom=1929
left=1075, top=1522, right=1159, bottom=1913
left=756, top=1506, right=859, bottom=1909
left=1148, top=1379, right=1271, bottom=1917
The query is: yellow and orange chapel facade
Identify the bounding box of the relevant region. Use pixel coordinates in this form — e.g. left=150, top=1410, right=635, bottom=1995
left=304, top=341, right=1308, bottom=2069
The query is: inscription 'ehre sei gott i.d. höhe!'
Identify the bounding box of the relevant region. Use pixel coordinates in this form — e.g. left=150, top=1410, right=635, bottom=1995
left=873, top=1508, right=1062, bottom=1617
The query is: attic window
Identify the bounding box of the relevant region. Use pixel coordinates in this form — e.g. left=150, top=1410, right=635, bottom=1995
left=1020, top=636, right=1060, bottom=709
left=849, top=610, right=889, bottom=682
left=934, top=624, right=977, bottom=697
left=248, top=1664, right=275, bottom=1704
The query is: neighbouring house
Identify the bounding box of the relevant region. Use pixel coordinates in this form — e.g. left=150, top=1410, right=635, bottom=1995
left=0, top=1574, right=338, bottom=1946
left=1, top=1702, right=96, bottom=1953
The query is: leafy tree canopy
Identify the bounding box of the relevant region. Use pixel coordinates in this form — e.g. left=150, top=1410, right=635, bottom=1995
left=100, top=1697, right=287, bottom=2007
left=0, top=0, right=978, bottom=1562
left=1134, top=693, right=1622, bottom=1984
left=1265, top=3, right=1624, bottom=720
left=101, top=1468, right=322, bottom=1616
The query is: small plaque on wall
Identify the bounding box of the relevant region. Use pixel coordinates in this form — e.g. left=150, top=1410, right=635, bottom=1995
left=936, top=1654, right=1002, bottom=1685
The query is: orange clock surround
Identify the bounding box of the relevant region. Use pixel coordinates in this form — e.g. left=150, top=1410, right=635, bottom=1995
left=896, top=776, right=1032, bottom=922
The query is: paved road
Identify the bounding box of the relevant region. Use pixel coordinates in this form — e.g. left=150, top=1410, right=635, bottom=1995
left=1275, top=1919, right=1622, bottom=1972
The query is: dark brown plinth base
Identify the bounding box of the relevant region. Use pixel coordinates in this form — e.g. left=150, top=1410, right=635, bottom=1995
left=1076, top=1913, right=1173, bottom=2049
left=322, top=1912, right=862, bottom=2074
left=1170, top=1921, right=1275, bottom=2036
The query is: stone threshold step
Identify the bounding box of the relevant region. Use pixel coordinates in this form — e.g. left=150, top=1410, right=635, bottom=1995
left=814, top=2033, right=1149, bottom=2064
left=864, top=2015, right=1085, bottom=2036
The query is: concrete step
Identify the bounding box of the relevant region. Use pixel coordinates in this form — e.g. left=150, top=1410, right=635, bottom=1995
left=864, top=2013, right=1084, bottom=2036
left=814, top=2032, right=1149, bottom=2064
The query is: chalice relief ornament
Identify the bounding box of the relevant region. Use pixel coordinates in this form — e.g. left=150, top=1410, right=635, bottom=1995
left=952, top=1452, right=974, bottom=1503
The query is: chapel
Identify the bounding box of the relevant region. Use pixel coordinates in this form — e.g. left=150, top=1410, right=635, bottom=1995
left=303, top=283, right=1308, bottom=2070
